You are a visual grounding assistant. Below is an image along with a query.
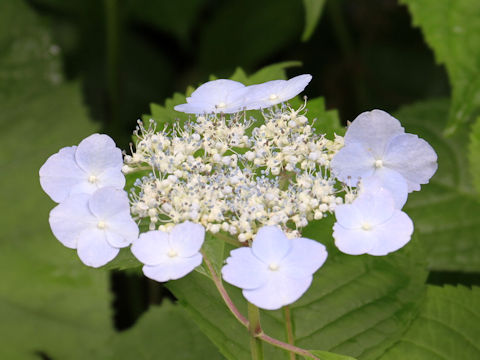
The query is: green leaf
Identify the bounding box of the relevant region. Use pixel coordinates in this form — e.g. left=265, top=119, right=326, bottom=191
left=301, top=0, right=327, bottom=41
left=109, top=301, right=225, bottom=360
left=167, top=217, right=428, bottom=360
left=0, top=1, right=113, bottom=358
left=468, top=116, right=480, bottom=195
left=401, top=0, right=480, bottom=134
left=396, top=99, right=480, bottom=271
left=305, top=350, right=357, bottom=360
left=379, top=285, right=480, bottom=359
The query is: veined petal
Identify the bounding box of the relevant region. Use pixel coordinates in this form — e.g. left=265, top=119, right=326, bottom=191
left=251, top=226, right=291, bottom=265
left=351, top=188, right=396, bottom=225
left=169, top=222, right=205, bottom=257
left=88, top=187, right=130, bottom=219
left=334, top=203, right=365, bottom=229
left=242, top=273, right=313, bottom=310
left=345, top=110, right=404, bottom=158
left=49, top=193, right=95, bottom=248
left=75, top=134, right=123, bottom=175
left=142, top=254, right=203, bottom=282
left=280, top=237, right=327, bottom=278
left=330, top=142, right=376, bottom=186
left=77, top=228, right=119, bottom=268
left=131, top=230, right=170, bottom=266
left=362, top=168, right=409, bottom=209
left=222, top=247, right=269, bottom=290
left=367, top=211, right=414, bottom=256
left=333, top=224, right=377, bottom=255
left=96, top=167, right=126, bottom=190
left=104, top=212, right=139, bottom=248
left=39, top=146, right=86, bottom=203
left=384, top=133, right=438, bottom=192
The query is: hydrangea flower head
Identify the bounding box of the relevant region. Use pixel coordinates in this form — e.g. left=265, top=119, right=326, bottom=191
left=330, top=109, right=437, bottom=197
left=174, top=79, right=247, bottom=114
left=39, top=134, right=125, bottom=203
left=333, top=186, right=413, bottom=256
left=49, top=187, right=139, bottom=267
left=222, top=226, right=327, bottom=310
left=131, top=222, right=205, bottom=282
left=244, top=74, right=312, bottom=109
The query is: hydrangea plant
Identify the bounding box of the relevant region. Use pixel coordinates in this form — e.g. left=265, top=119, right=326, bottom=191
left=39, top=75, right=437, bottom=359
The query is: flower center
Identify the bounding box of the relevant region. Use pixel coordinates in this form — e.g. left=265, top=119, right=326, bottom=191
left=374, top=159, right=384, bottom=168
left=88, top=175, right=98, bottom=183
left=217, top=102, right=226, bottom=109
left=97, top=221, right=106, bottom=229
left=167, top=249, right=178, bottom=258
left=268, top=263, right=280, bottom=271
left=361, top=222, right=372, bottom=231
left=268, top=94, right=278, bottom=101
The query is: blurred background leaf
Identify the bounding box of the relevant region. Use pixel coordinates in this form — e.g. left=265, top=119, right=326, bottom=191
left=0, top=1, right=112, bottom=358
left=302, top=0, right=327, bottom=41
left=401, top=0, right=480, bottom=135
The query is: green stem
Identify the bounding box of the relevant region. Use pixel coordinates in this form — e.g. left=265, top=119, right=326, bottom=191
left=284, top=306, right=296, bottom=360
left=248, top=303, right=264, bottom=360
left=215, top=232, right=243, bottom=247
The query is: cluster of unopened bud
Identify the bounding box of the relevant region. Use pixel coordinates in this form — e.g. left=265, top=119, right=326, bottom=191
left=124, top=103, right=352, bottom=242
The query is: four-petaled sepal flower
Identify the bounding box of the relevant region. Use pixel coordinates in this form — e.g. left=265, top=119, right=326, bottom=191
left=49, top=187, right=139, bottom=267
left=40, top=134, right=125, bottom=203
left=131, top=222, right=205, bottom=282
left=222, top=226, right=327, bottom=310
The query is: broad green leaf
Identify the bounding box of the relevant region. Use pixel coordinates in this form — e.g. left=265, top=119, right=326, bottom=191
left=0, top=1, right=112, bottom=358
left=468, top=116, right=480, bottom=195
left=396, top=99, right=480, bottom=271
left=305, top=350, right=357, bottom=360
left=109, top=301, right=224, bottom=359
left=379, top=285, right=480, bottom=359
left=301, top=0, right=327, bottom=41
left=167, top=217, right=428, bottom=360
left=401, top=0, right=480, bottom=134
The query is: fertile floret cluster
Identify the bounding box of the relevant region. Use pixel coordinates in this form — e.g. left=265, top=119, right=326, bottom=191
left=125, top=103, right=346, bottom=242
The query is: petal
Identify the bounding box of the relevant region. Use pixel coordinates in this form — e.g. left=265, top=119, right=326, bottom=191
left=361, top=168, right=409, bottom=209
left=96, top=167, right=126, bottom=190
left=131, top=230, right=170, bottom=265
left=174, top=102, right=216, bottom=114
left=345, top=110, right=404, bottom=158
left=189, top=79, right=245, bottom=102
left=351, top=189, right=396, bottom=225
left=280, top=237, right=327, bottom=278
left=142, top=254, right=203, bottom=282
left=105, top=212, right=139, bottom=248
left=251, top=226, right=292, bottom=264
left=88, top=187, right=130, bottom=219
left=242, top=273, right=313, bottom=310
left=77, top=228, right=119, bottom=268
left=281, top=74, right=312, bottom=100
left=169, top=221, right=205, bottom=257
left=244, top=80, right=288, bottom=109
left=334, top=203, right=365, bottom=229
left=75, top=134, right=123, bottom=175
left=367, top=211, right=414, bottom=256
left=39, top=146, right=86, bottom=203
left=330, top=142, right=376, bottom=186
left=383, top=133, right=438, bottom=192
left=222, top=247, right=269, bottom=290
left=49, top=194, right=95, bottom=248
left=333, top=224, right=377, bottom=255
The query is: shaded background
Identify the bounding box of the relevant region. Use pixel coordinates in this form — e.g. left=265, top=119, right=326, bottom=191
left=21, top=0, right=460, bottom=331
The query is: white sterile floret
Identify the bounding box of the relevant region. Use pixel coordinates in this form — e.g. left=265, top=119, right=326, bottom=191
left=330, top=109, right=437, bottom=197
left=174, top=79, right=247, bottom=114
left=39, top=134, right=125, bottom=203
left=49, top=187, right=139, bottom=268
left=131, top=221, right=205, bottom=282
left=333, top=186, right=413, bottom=256
left=244, top=74, right=312, bottom=110
left=222, top=226, right=327, bottom=310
